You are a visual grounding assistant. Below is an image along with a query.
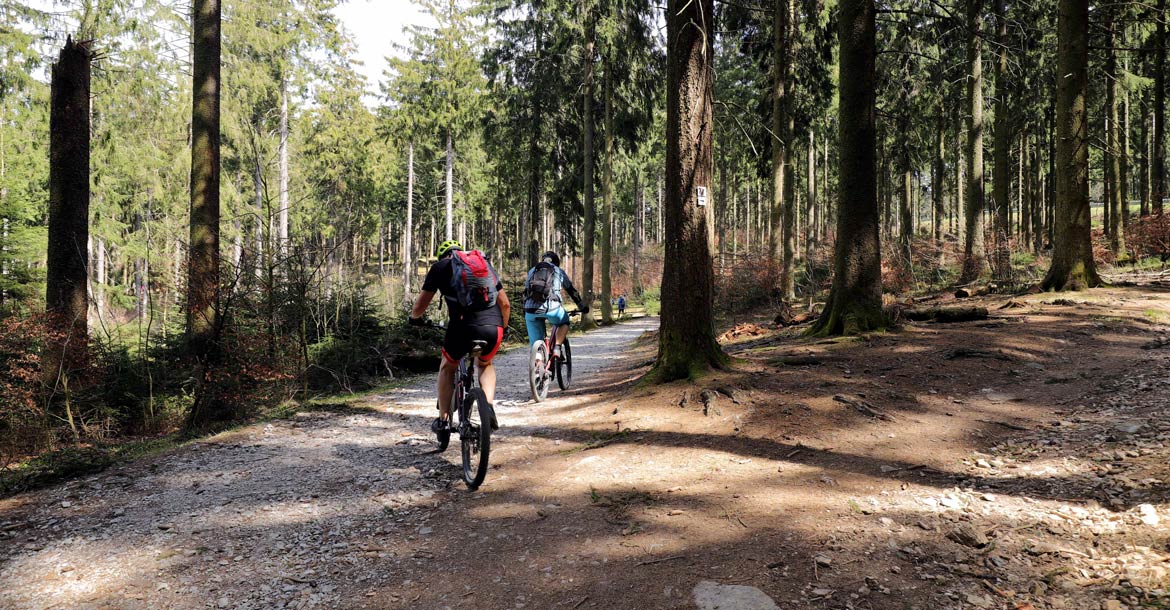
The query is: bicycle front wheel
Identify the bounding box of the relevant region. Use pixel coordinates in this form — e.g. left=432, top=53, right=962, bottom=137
left=528, top=340, right=550, bottom=402
left=461, top=388, right=492, bottom=490
left=556, top=338, right=572, bottom=391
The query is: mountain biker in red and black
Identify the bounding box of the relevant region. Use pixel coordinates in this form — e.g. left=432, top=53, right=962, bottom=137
left=408, top=240, right=511, bottom=436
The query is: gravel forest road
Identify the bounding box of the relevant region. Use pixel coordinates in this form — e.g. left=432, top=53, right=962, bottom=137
left=0, top=318, right=659, bottom=610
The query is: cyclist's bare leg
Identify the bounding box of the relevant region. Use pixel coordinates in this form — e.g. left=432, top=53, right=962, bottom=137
left=554, top=323, right=570, bottom=346
left=476, top=359, right=497, bottom=404
left=437, top=357, right=457, bottom=421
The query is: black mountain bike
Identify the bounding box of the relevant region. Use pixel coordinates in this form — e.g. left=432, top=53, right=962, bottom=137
left=528, top=311, right=579, bottom=402
left=429, top=326, right=495, bottom=490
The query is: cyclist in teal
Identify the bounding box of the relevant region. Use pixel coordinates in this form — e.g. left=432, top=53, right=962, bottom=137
left=523, top=251, right=587, bottom=357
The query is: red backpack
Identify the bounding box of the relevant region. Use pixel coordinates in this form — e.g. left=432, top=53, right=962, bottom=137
left=448, top=250, right=499, bottom=312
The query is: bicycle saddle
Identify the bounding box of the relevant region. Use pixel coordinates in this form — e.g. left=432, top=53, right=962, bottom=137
left=470, top=340, right=489, bottom=354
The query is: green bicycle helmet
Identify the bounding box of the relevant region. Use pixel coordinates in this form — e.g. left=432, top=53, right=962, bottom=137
left=436, top=239, right=462, bottom=258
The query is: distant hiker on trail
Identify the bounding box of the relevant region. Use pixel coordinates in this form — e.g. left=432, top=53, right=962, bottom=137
left=618, top=294, right=627, bottom=317
left=523, top=250, right=588, bottom=357
left=409, top=240, right=511, bottom=436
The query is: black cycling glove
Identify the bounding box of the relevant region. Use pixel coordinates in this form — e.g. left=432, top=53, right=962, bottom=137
left=408, top=316, right=426, bottom=327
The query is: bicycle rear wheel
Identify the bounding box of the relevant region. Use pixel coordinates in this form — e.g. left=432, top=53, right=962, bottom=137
left=556, top=338, right=572, bottom=391
left=460, top=388, right=492, bottom=490
left=528, top=340, right=550, bottom=402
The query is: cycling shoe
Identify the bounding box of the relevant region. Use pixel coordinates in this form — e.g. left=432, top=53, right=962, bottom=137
left=484, top=402, right=499, bottom=431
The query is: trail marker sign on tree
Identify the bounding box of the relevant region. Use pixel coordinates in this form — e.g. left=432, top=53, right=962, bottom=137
left=697, top=186, right=708, bottom=207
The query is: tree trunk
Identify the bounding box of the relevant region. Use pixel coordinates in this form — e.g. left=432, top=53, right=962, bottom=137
left=769, top=0, right=789, bottom=279
left=44, top=38, right=92, bottom=407
left=933, top=99, right=945, bottom=246
left=278, top=78, right=289, bottom=256
left=810, top=0, right=885, bottom=336
left=403, top=141, right=414, bottom=300
left=601, top=68, right=614, bottom=324
left=187, top=0, right=221, bottom=351
left=1041, top=0, right=1101, bottom=290
left=1155, top=0, right=1167, bottom=215
left=582, top=22, right=596, bottom=311
left=1022, top=132, right=1033, bottom=249
left=252, top=154, right=264, bottom=280
left=1141, top=94, right=1150, bottom=217
left=961, top=0, right=986, bottom=283
left=445, top=129, right=455, bottom=240
left=655, top=0, right=728, bottom=381
left=1121, top=46, right=1130, bottom=235
left=781, top=3, right=798, bottom=301
left=185, top=0, right=225, bottom=429
left=1031, top=132, right=1043, bottom=253
left=991, top=0, right=1011, bottom=282
left=633, top=170, right=642, bottom=295
left=1106, top=12, right=1125, bottom=255
left=956, top=108, right=965, bottom=239
left=900, top=152, right=913, bottom=272
left=807, top=129, right=817, bottom=262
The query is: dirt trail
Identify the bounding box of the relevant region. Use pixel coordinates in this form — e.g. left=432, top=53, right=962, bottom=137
left=0, top=318, right=657, bottom=610
left=3, top=281, right=1170, bottom=610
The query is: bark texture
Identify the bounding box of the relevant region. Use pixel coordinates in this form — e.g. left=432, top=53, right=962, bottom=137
left=1155, top=0, right=1166, bottom=215
left=809, top=0, right=885, bottom=336
left=1041, top=0, right=1102, bottom=290
left=655, top=0, right=729, bottom=380
left=960, top=0, right=985, bottom=283
left=187, top=0, right=221, bottom=356
left=45, top=38, right=92, bottom=395
left=601, top=69, right=614, bottom=324
left=582, top=22, right=596, bottom=311
left=991, top=0, right=1012, bottom=282
left=186, top=0, right=227, bottom=429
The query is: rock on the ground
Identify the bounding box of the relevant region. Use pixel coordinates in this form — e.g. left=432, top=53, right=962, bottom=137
left=693, top=581, right=780, bottom=610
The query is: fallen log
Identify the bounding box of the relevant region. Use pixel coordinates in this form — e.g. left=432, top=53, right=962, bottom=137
left=903, top=306, right=989, bottom=323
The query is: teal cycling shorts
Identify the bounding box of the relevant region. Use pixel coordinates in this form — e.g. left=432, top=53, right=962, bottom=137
left=525, top=307, right=571, bottom=345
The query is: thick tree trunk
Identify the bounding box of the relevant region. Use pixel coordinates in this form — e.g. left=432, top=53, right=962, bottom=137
left=810, top=0, right=885, bottom=336
left=655, top=0, right=728, bottom=380
left=186, top=0, right=220, bottom=353
left=961, top=0, right=985, bottom=283
left=185, top=0, right=226, bottom=428
left=45, top=38, right=91, bottom=407
left=601, top=69, right=614, bottom=324
left=403, top=141, right=414, bottom=300
left=991, top=0, right=1011, bottom=282
left=1042, top=0, right=1101, bottom=290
